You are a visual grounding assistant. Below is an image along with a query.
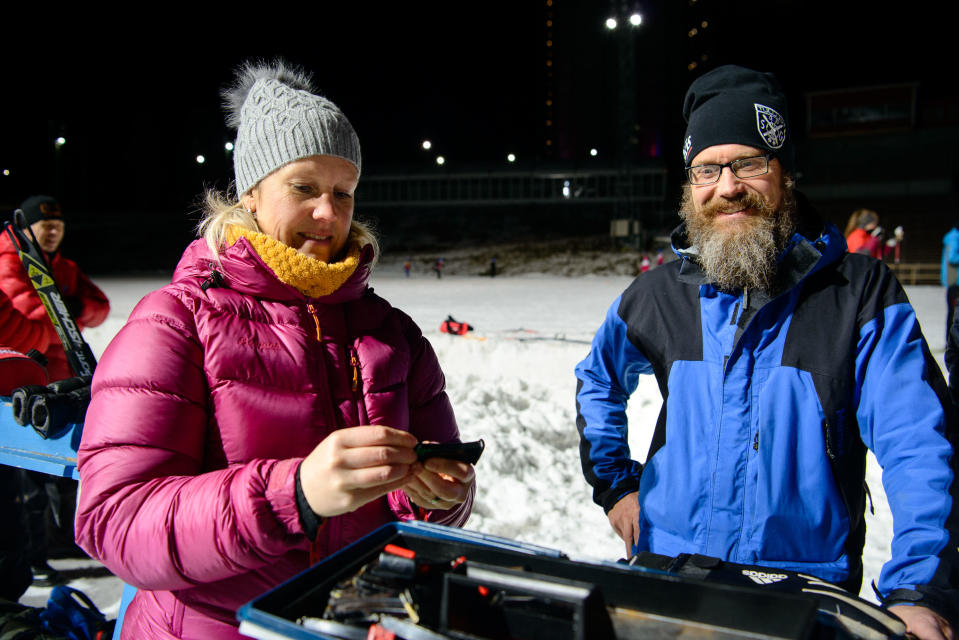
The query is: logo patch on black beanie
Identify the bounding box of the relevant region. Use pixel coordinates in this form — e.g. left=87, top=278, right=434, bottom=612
left=38, top=202, right=62, bottom=219
left=683, top=135, right=693, bottom=163
left=755, top=103, right=786, bottom=149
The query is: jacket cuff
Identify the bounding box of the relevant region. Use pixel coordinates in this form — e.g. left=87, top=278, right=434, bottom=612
left=294, top=463, right=324, bottom=540
left=883, top=587, right=959, bottom=628
left=882, top=587, right=924, bottom=607
left=601, top=482, right=641, bottom=515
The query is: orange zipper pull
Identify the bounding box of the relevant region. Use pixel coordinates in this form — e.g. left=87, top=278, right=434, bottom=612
left=350, top=350, right=359, bottom=391
left=306, top=304, right=322, bottom=341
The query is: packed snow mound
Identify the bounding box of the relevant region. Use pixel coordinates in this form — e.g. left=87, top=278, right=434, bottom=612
left=379, top=235, right=671, bottom=278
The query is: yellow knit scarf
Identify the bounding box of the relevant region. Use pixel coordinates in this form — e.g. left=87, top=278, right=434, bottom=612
left=226, top=226, right=361, bottom=298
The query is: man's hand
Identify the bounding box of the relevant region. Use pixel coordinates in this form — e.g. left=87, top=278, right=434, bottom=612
left=889, top=605, right=955, bottom=640
left=608, top=492, right=640, bottom=557
left=63, top=295, right=84, bottom=319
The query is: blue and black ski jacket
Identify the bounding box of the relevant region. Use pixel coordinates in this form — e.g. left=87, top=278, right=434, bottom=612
left=575, top=195, right=959, bottom=621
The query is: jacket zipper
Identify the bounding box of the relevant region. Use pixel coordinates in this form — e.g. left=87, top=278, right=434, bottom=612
left=306, top=304, right=322, bottom=341
left=349, top=346, right=360, bottom=392
left=305, top=301, right=342, bottom=556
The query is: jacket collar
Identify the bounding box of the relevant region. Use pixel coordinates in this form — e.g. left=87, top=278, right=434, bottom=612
left=173, top=237, right=374, bottom=303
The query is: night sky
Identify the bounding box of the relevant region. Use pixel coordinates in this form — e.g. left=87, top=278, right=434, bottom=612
left=3, top=2, right=955, bottom=220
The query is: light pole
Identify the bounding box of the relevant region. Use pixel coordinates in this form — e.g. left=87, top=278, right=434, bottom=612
left=605, top=1, right=642, bottom=248
left=53, top=134, right=66, bottom=198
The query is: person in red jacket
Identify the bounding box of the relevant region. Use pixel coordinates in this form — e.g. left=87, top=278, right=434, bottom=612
left=0, top=195, right=110, bottom=381
left=0, top=195, right=110, bottom=584
left=844, top=208, right=885, bottom=258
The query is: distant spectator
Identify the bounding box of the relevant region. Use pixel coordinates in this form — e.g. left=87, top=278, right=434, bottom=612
left=404, top=258, right=411, bottom=278
left=0, top=195, right=110, bottom=381
left=434, top=257, right=444, bottom=279
left=942, top=223, right=959, bottom=339
left=489, top=256, right=496, bottom=278
left=640, top=254, right=650, bottom=273
left=843, top=209, right=863, bottom=238
left=844, top=208, right=885, bottom=258
left=655, top=248, right=664, bottom=267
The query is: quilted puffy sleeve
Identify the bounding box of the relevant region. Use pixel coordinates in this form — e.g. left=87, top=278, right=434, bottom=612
left=0, top=247, right=53, bottom=353
left=0, top=287, right=50, bottom=355
left=74, top=287, right=307, bottom=591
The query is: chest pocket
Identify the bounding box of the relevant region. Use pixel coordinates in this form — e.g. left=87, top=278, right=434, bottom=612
left=746, top=368, right=850, bottom=564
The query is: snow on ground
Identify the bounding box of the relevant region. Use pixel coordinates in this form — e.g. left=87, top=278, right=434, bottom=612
left=20, top=255, right=953, bottom=617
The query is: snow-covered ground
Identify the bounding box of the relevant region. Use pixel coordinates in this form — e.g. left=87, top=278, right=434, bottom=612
left=20, top=255, right=953, bottom=621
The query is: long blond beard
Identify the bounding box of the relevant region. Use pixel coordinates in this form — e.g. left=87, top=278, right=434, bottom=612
left=679, top=183, right=796, bottom=293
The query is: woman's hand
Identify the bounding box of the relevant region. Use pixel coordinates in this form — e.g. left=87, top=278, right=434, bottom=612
left=403, top=455, right=476, bottom=510
left=299, top=426, right=420, bottom=517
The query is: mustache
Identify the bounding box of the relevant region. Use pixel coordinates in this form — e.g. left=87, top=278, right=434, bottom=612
left=701, top=192, right=770, bottom=217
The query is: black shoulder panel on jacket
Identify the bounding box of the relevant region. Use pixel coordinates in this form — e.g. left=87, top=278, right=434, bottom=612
left=617, top=261, right=703, bottom=391
left=782, top=254, right=909, bottom=422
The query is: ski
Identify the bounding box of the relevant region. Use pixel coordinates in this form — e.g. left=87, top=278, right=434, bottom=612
left=3, top=209, right=97, bottom=377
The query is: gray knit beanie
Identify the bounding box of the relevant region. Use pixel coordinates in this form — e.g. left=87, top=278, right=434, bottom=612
left=222, top=59, right=361, bottom=196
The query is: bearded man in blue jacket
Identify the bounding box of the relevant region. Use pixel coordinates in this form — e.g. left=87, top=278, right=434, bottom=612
left=575, top=65, right=958, bottom=640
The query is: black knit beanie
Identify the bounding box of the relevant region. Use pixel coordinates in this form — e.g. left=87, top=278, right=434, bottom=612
left=682, top=65, right=794, bottom=175
left=19, top=195, right=63, bottom=226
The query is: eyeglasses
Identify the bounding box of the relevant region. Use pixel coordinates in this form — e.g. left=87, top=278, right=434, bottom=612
left=686, top=154, right=773, bottom=185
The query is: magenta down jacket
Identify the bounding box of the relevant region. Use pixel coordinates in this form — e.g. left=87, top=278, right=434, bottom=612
left=75, top=237, right=472, bottom=640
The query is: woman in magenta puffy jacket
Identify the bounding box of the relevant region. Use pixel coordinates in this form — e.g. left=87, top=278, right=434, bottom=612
left=74, top=60, right=475, bottom=640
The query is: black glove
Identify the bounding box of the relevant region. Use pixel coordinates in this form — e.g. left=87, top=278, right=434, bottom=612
left=63, top=295, right=83, bottom=318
